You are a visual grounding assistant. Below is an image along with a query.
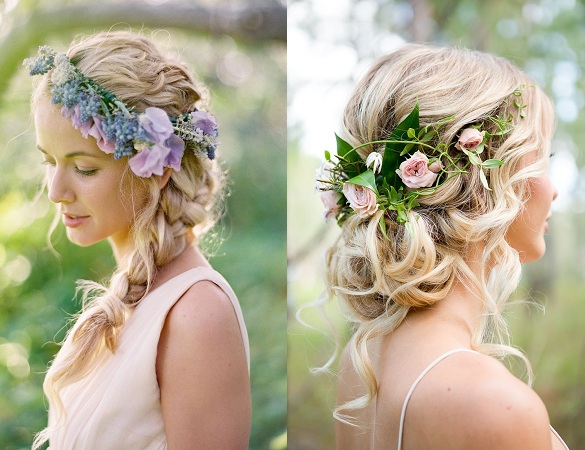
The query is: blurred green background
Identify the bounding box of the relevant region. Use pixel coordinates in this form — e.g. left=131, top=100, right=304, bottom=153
left=0, top=1, right=286, bottom=449
left=288, top=0, right=585, bottom=449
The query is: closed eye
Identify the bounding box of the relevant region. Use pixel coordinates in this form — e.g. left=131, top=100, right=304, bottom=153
left=75, top=167, right=98, bottom=176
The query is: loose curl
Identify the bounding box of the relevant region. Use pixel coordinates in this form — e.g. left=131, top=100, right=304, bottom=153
left=32, top=31, right=225, bottom=447
left=325, top=44, right=555, bottom=423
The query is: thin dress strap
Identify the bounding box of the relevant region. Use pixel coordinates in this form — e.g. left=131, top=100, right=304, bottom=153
left=550, top=425, right=570, bottom=449
left=397, top=348, right=476, bottom=450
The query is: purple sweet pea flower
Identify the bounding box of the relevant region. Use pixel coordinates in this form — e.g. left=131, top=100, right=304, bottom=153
left=88, top=116, right=115, bottom=154
left=128, top=143, right=171, bottom=178
left=163, top=134, right=185, bottom=171
left=191, top=110, right=218, bottom=135
left=139, top=107, right=174, bottom=144
left=61, top=105, right=92, bottom=138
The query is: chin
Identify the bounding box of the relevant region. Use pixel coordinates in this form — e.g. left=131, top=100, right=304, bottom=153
left=65, top=230, right=102, bottom=247
left=518, top=244, right=546, bottom=263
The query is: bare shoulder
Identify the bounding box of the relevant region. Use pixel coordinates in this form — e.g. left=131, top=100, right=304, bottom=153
left=163, top=280, right=242, bottom=342
left=157, top=279, right=249, bottom=388
left=407, top=351, right=552, bottom=449
left=156, top=279, right=250, bottom=448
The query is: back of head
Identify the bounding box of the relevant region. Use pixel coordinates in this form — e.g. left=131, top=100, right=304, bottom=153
left=325, top=44, right=554, bottom=420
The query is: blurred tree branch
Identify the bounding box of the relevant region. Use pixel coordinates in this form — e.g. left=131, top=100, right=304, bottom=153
left=410, top=0, right=433, bottom=42
left=0, top=1, right=286, bottom=104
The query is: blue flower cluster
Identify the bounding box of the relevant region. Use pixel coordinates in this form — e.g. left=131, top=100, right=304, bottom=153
left=78, top=91, right=101, bottom=124
left=51, top=80, right=83, bottom=109
left=24, top=46, right=55, bottom=76
left=103, top=114, right=140, bottom=159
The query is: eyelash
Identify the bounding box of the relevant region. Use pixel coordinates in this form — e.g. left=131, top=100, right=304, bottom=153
left=75, top=167, right=98, bottom=177
left=42, top=160, right=98, bottom=177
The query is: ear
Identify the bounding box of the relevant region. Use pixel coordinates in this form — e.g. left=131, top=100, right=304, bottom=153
left=158, top=167, right=173, bottom=189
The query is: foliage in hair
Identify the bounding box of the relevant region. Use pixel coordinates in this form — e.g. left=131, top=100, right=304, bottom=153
left=316, top=91, right=526, bottom=231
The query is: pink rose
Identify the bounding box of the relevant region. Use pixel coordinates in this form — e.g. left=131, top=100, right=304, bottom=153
left=342, top=183, right=378, bottom=218
left=428, top=160, right=442, bottom=173
left=457, top=128, right=485, bottom=150
left=319, top=190, right=342, bottom=221
left=396, top=151, right=439, bottom=189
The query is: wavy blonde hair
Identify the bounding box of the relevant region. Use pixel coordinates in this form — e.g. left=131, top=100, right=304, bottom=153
left=325, top=44, right=555, bottom=422
left=32, top=31, right=224, bottom=447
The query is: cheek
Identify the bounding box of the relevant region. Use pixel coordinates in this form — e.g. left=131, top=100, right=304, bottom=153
left=527, top=176, right=554, bottom=215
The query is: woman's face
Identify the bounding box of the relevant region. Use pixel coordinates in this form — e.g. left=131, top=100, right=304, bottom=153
left=505, top=170, right=558, bottom=263
left=34, top=95, right=148, bottom=254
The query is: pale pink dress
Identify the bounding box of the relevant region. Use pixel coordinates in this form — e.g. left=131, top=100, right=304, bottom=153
left=47, top=267, right=249, bottom=449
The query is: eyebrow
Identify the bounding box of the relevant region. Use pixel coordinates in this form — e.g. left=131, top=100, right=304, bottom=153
left=37, top=145, right=103, bottom=159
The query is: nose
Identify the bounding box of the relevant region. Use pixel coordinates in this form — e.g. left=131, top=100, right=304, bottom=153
left=47, top=166, right=75, bottom=204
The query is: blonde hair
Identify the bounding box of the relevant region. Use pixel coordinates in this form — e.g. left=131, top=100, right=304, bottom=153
left=326, top=44, right=555, bottom=422
left=32, top=31, right=224, bottom=447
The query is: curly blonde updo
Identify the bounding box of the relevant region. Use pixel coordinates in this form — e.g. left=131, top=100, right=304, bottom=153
left=32, top=31, right=225, bottom=446
left=327, top=44, right=554, bottom=420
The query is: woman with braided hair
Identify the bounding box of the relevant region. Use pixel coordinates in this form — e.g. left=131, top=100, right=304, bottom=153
left=26, top=31, right=250, bottom=449
left=316, top=45, right=568, bottom=449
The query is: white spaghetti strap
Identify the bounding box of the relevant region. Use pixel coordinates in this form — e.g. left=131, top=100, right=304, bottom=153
left=396, top=348, right=570, bottom=450
left=397, top=348, right=476, bottom=450
left=550, top=424, right=570, bottom=449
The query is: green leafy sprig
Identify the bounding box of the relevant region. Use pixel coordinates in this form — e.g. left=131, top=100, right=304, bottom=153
left=317, top=94, right=523, bottom=230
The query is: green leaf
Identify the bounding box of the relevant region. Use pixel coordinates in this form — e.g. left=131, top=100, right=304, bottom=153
left=406, top=195, right=420, bottom=209
left=346, top=170, right=379, bottom=195
left=405, top=221, right=415, bottom=237
left=468, top=152, right=482, bottom=166
left=335, top=133, right=353, bottom=158
left=479, top=169, right=491, bottom=191
left=400, top=142, right=415, bottom=156
left=407, top=128, right=416, bottom=138
left=382, top=103, right=420, bottom=189
left=389, top=185, right=399, bottom=203
left=335, top=133, right=363, bottom=178
left=420, top=130, right=435, bottom=143
left=397, top=207, right=408, bottom=224
left=379, top=214, right=390, bottom=241
left=482, top=158, right=505, bottom=169
left=324, top=150, right=331, bottom=161
left=475, top=142, right=485, bottom=154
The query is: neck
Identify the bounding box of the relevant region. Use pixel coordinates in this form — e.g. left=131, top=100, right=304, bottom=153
left=109, top=236, right=134, bottom=270
left=402, top=242, right=487, bottom=347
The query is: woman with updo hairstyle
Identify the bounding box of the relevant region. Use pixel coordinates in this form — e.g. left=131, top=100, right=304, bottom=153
left=26, top=31, right=250, bottom=449
left=316, top=44, right=568, bottom=449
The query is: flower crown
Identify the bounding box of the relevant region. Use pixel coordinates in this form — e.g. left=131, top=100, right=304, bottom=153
left=316, top=90, right=526, bottom=233
left=24, top=46, right=219, bottom=178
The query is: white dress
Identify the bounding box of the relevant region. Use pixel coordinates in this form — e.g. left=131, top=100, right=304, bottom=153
left=47, top=267, right=249, bottom=449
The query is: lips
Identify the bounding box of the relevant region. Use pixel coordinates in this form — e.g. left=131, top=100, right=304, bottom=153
left=62, top=212, right=90, bottom=228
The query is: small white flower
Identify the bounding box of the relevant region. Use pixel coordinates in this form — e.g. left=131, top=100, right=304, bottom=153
left=315, top=160, right=335, bottom=190
left=366, top=151, right=383, bottom=173
left=51, top=53, right=75, bottom=85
